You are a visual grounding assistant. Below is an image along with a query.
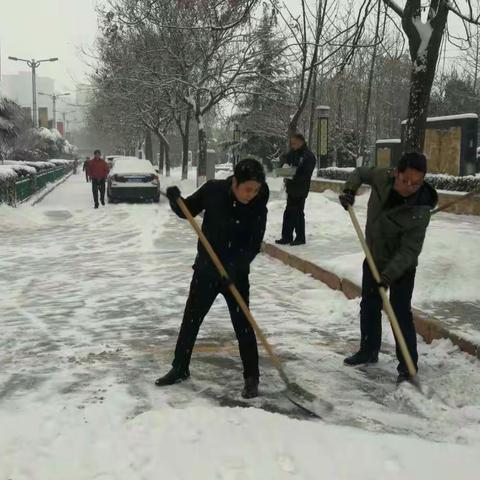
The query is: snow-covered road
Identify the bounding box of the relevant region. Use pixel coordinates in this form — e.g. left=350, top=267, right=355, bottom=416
left=1, top=171, right=480, bottom=479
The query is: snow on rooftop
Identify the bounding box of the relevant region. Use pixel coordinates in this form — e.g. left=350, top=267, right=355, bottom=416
left=401, top=113, right=478, bottom=124
left=376, top=139, right=401, bottom=144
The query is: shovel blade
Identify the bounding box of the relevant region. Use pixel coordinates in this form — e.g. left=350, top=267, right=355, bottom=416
left=286, top=381, right=334, bottom=419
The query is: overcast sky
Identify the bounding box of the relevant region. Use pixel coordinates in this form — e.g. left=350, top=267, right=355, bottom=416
left=0, top=0, right=99, bottom=92
left=0, top=0, right=468, bottom=96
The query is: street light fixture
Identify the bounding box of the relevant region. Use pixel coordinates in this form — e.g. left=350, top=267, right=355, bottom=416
left=8, top=56, right=59, bottom=128
left=38, top=92, right=70, bottom=129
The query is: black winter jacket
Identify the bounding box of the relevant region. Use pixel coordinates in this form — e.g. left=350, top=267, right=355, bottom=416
left=170, top=177, right=269, bottom=277
left=285, top=145, right=316, bottom=198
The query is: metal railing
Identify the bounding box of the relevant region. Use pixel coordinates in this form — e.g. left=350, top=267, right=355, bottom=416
left=1, top=165, right=72, bottom=206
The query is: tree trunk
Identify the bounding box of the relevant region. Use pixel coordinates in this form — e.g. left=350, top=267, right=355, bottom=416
left=165, top=141, right=171, bottom=177
left=145, top=129, right=153, bottom=162
left=159, top=139, right=165, bottom=175
left=181, top=111, right=191, bottom=180
left=402, top=1, right=449, bottom=152
left=197, top=114, right=208, bottom=186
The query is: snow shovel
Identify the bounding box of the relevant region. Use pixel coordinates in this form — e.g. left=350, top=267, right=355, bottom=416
left=431, top=186, right=480, bottom=216
left=163, top=190, right=334, bottom=418
left=347, top=205, right=424, bottom=392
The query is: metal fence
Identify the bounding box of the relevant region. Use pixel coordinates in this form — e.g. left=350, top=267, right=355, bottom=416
left=1, top=165, right=72, bottom=206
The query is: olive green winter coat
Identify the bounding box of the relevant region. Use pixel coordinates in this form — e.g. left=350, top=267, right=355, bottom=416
left=344, top=167, right=438, bottom=283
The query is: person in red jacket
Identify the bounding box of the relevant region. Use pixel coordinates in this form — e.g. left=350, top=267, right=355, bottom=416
left=87, top=150, right=109, bottom=208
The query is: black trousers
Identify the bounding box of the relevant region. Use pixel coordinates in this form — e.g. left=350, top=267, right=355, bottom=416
left=172, top=271, right=259, bottom=379
left=360, top=260, right=418, bottom=374
left=85, top=170, right=90, bottom=182
left=281, top=194, right=306, bottom=242
left=91, top=179, right=106, bottom=206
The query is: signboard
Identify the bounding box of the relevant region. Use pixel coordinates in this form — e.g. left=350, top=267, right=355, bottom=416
left=319, top=118, right=328, bottom=156
left=38, top=107, right=48, bottom=128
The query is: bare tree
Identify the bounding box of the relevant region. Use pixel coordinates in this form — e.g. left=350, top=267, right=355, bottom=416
left=383, top=0, right=480, bottom=151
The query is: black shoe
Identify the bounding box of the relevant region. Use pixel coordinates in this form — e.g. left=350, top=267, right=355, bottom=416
left=101, top=200, right=105, bottom=206
left=275, top=238, right=291, bottom=245
left=154, top=367, right=190, bottom=387
left=344, top=350, right=378, bottom=366
left=241, top=376, right=259, bottom=399
left=94, top=204, right=99, bottom=209
left=290, top=239, right=306, bottom=246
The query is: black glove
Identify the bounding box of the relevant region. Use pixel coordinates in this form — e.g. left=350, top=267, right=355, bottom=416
left=377, top=275, right=390, bottom=290
left=166, top=186, right=181, bottom=203
left=339, top=190, right=355, bottom=210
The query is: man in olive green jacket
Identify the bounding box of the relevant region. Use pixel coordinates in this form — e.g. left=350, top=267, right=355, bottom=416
left=339, top=152, right=438, bottom=383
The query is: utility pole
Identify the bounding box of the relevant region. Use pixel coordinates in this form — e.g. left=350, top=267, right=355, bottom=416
left=7, top=56, right=58, bottom=127
left=38, top=92, right=70, bottom=129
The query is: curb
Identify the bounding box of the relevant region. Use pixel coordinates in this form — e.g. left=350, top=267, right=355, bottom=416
left=262, top=242, right=480, bottom=360
left=27, top=172, right=73, bottom=206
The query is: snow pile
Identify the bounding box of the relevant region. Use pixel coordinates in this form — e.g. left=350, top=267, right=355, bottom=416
left=0, top=165, right=18, bottom=181
left=36, top=127, right=62, bottom=142
left=1, top=398, right=479, bottom=480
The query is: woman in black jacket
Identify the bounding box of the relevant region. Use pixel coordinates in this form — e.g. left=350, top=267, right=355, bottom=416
left=155, top=158, right=269, bottom=399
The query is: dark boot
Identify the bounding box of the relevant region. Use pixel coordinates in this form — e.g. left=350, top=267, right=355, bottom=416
left=344, top=350, right=378, bottom=367
left=396, top=371, right=413, bottom=386
left=275, top=238, right=291, bottom=245
left=154, top=367, right=190, bottom=387
left=290, top=238, right=306, bottom=246
left=241, top=376, right=259, bottom=399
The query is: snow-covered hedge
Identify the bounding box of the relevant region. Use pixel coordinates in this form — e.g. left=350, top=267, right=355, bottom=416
left=0, top=166, right=18, bottom=181
left=0, top=159, right=73, bottom=204
left=317, top=168, right=480, bottom=192
left=49, top=159, right=73, bottom=166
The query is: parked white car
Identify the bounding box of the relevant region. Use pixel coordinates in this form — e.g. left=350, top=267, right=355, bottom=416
left=107, top=158, right=160, bottom=203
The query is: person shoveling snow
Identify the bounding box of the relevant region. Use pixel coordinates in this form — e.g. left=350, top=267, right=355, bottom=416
left=339, top=152, right=438, bottom=384
left=155, top=158, right=269, bottom=399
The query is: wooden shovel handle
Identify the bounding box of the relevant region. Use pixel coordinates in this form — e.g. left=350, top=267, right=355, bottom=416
left=347, top=206, right=417, bottom=378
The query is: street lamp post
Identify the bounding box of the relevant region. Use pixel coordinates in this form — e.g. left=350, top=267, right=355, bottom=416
left=7, top=56, right=59, bottom=128
left=316, top=105, right=330, bottom=170
left=38, top=92, right=70, bottom=129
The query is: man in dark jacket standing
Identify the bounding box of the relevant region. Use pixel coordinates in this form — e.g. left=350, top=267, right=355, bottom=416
left=87, top=150, right=109, bottom=208
left=155, top=158, right=269, bottom=399
left=83, top=157, right=90, bottom=182
left=339, top=152, right=438, bottom=383
left=276, top=133, right=316, bottom=246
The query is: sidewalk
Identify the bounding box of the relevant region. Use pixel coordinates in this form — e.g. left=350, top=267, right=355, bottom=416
left=265, top=181, right=480, bottom=348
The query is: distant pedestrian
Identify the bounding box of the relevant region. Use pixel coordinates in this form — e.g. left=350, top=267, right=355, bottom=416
left=73, top=158, right=79, bottom=175
left=83, top=157, right=90, bottom=182
left=87, top=150, right=109, bottom=209
left=276, top=133, right=316, bottom=246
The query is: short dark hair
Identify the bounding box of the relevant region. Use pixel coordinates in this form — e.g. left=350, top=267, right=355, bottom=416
left=94, top=149, right=101, bottom=155
left=234, top=157, right=265, bottom=185
left=398, top=152, right=427, bottom=174
left=290, top=133, right=306, bottom=143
